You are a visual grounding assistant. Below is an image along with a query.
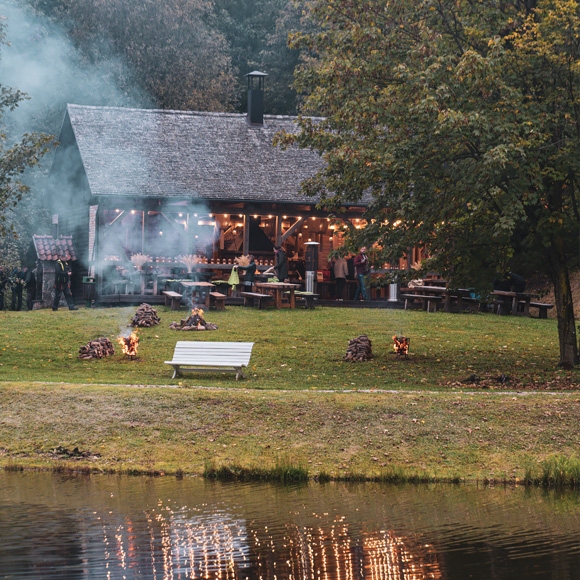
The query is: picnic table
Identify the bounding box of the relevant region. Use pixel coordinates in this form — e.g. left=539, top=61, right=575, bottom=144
left=254, top=282, right=301, bottom=309
left=179, top=281, right=216, bottom=309
left=401, top=285, right=476, bottom=313
left=491, top=290, right=535, bottom=316
left=400, top=285, right=445, bottom=312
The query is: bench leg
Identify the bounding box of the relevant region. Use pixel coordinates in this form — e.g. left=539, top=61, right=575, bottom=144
left=235, top=367, right=245, bottom=380
left=539, top=307, right=548, bottom=319
left=244, top=297, right=255, bottom=307
left=258, top=299, right=268, bottom=310
left=171, top=365, right=181, bottom=379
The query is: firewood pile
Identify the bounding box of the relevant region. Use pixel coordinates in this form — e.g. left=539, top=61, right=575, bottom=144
left=344, top=334, right=372, bottom=362
left=131, top=303, right=160, bottom=327
left=169, top=307, right=218, bottom=331
left=78, top=337, right=115, bottom=359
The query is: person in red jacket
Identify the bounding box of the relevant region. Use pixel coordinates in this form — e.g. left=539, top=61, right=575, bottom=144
left=353, top=247, right=369, bottom=301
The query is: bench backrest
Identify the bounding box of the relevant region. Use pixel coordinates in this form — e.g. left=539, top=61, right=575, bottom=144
left=171, top=341, right=254, bottom=366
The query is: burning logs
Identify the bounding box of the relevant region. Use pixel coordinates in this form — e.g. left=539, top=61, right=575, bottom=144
left=344, top=335, right=372, bottom=362
left=169, top=307, right=218, bottom=331
left=393, top=335, right=410, bottom=359
left=131, top=303, right=160, bottom=327
left=118, top=331, right=139, bottom=358
left=78, top=337, right=115, bottom=359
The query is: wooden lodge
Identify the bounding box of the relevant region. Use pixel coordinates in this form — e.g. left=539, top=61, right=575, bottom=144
left=42, top=74, right=404, bottom=305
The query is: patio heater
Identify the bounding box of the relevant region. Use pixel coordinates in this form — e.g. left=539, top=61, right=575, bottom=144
left=388, top=282, right=399, bottom=302
left=304, top=242, right=319, bottom=293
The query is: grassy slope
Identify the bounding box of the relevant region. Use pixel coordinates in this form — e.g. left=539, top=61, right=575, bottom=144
left=1, top=304, right=579, bottom=481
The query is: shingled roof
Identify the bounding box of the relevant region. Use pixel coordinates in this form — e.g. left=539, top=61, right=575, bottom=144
left=65, top=104, right=328, bottom=204
left=33, top=235, right=77, bottom=262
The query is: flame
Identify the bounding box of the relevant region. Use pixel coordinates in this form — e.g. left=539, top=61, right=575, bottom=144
left=191, top=307, right=204, bottom=317
left=393, top=335, right=410, bottom=358
left=118, top=331, right=139, bottom=357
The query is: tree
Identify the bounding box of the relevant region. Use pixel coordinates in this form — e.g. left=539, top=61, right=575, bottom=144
left=280, top=0, right=580, bottom=368
left=0, top=18, right=53, bottom=245
left=29, top=0, right=237, bottom=112
left=212, top=0, right=301, bottom=114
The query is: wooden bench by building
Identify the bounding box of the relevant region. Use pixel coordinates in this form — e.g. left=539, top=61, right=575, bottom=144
left=240, top=291, right=273, bottom=309
left=403, top=294, right=442, bottom=312
left=209, top=291, right=227, bottom=311
left=295, top=292, right=318, bottom=309
left=164, top=341, right=254, bottom=380
left=525, top=301, right=554, bottom=319
left=162, top=290, right=183, bottom=310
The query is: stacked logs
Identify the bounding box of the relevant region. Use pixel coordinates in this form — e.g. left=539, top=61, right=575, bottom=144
left=169, top=309, right=218, bottom=331
left=78, top=337, right=115, bottom=359
left=344, top=335, right=372, bottom=362
left=131, top=303, right=160, bottom=327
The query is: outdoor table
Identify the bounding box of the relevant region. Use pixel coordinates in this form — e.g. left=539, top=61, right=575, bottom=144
left=400, top=285, right=446, bottom=312
left=442, top=288, right=476, bottom=313
left=179, top=281, right=216, bottom=308
left=491, top=290, right=533, bottom=316
left=255, top=282, right=301, bottom=309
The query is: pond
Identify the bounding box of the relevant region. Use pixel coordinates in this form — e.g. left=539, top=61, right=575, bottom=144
left=1, top=471, right=579, bottom=579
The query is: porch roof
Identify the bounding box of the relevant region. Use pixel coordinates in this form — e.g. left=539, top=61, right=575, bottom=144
left=65, top=104, right=336, bottom=206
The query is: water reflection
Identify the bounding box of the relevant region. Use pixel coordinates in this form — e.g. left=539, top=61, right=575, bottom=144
left=0, top=472, right=579, bottom=579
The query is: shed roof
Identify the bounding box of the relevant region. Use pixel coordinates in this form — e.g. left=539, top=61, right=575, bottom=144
left=65, top=104, right=329, bottom=205
left=33, top=235, right=77, bottom=262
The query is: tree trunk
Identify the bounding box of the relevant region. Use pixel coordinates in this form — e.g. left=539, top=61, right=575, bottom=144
left=548, top=239, right=578, bottom=369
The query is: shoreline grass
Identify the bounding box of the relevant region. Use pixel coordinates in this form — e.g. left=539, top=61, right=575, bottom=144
left=1, top=305, right=580, bottom=484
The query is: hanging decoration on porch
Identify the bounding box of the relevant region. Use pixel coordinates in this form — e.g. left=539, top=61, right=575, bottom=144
left=130, top=253, right=151, bottom=270
left=178, top=254, right=202, bottom=273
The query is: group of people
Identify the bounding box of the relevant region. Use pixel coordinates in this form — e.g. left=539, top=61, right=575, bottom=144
left=332, top=246, right=370, bottom=301
left=0, top=255, right=78, bottom=312
left=0, top=265, right=37, bottom=311
left=233, top=245, right=371, bottom=301
left=233, top=246, right=289, bottom=290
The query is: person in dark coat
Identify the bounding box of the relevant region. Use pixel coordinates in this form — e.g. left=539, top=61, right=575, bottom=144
left=52, top=254, right=78, bottom=311
left=274, top=246, right=288, bottom=282
left=10, top=267, right=24, bottom=311
left=0, top=266, right=7, bottom=310
left=23, top=266, right=36, bottom=311
left=493, top=272, right=526, bottom=293
left=235, top=254, right=257, bottom=291
left=353, top=246, right=370, bottom=301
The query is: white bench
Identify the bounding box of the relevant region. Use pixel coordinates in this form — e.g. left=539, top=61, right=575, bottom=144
left=164, top=341, right=254, bottom=380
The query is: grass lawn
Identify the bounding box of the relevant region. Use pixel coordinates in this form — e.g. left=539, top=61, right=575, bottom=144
left=1, top=304, right=579, bottom=483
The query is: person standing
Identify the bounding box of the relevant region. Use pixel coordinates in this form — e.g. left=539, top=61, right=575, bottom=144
left=23, top=265, right=36, bottom=311
left=353, top=246, right=370, bottom=301
left=10, top=267, right=24, bottom=311
left=274, top=246, right=288, bottom=282
left=235, top=254, right=257, bottom=291
left=0, top=266, right=7, bottom=310
left=333, top=255, right=349, bottom=301
left=53, top=255, right=78, bottom=311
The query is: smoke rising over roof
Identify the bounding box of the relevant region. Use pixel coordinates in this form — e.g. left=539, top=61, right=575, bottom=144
left=0, top=0, right=151, bottom=140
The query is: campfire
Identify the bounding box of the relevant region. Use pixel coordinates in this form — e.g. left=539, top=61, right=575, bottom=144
left=393, top=335, right=410, bottom=359
left=118, top=331, right=139, bottom=358
left=169, top=307, right=218, bottom=331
